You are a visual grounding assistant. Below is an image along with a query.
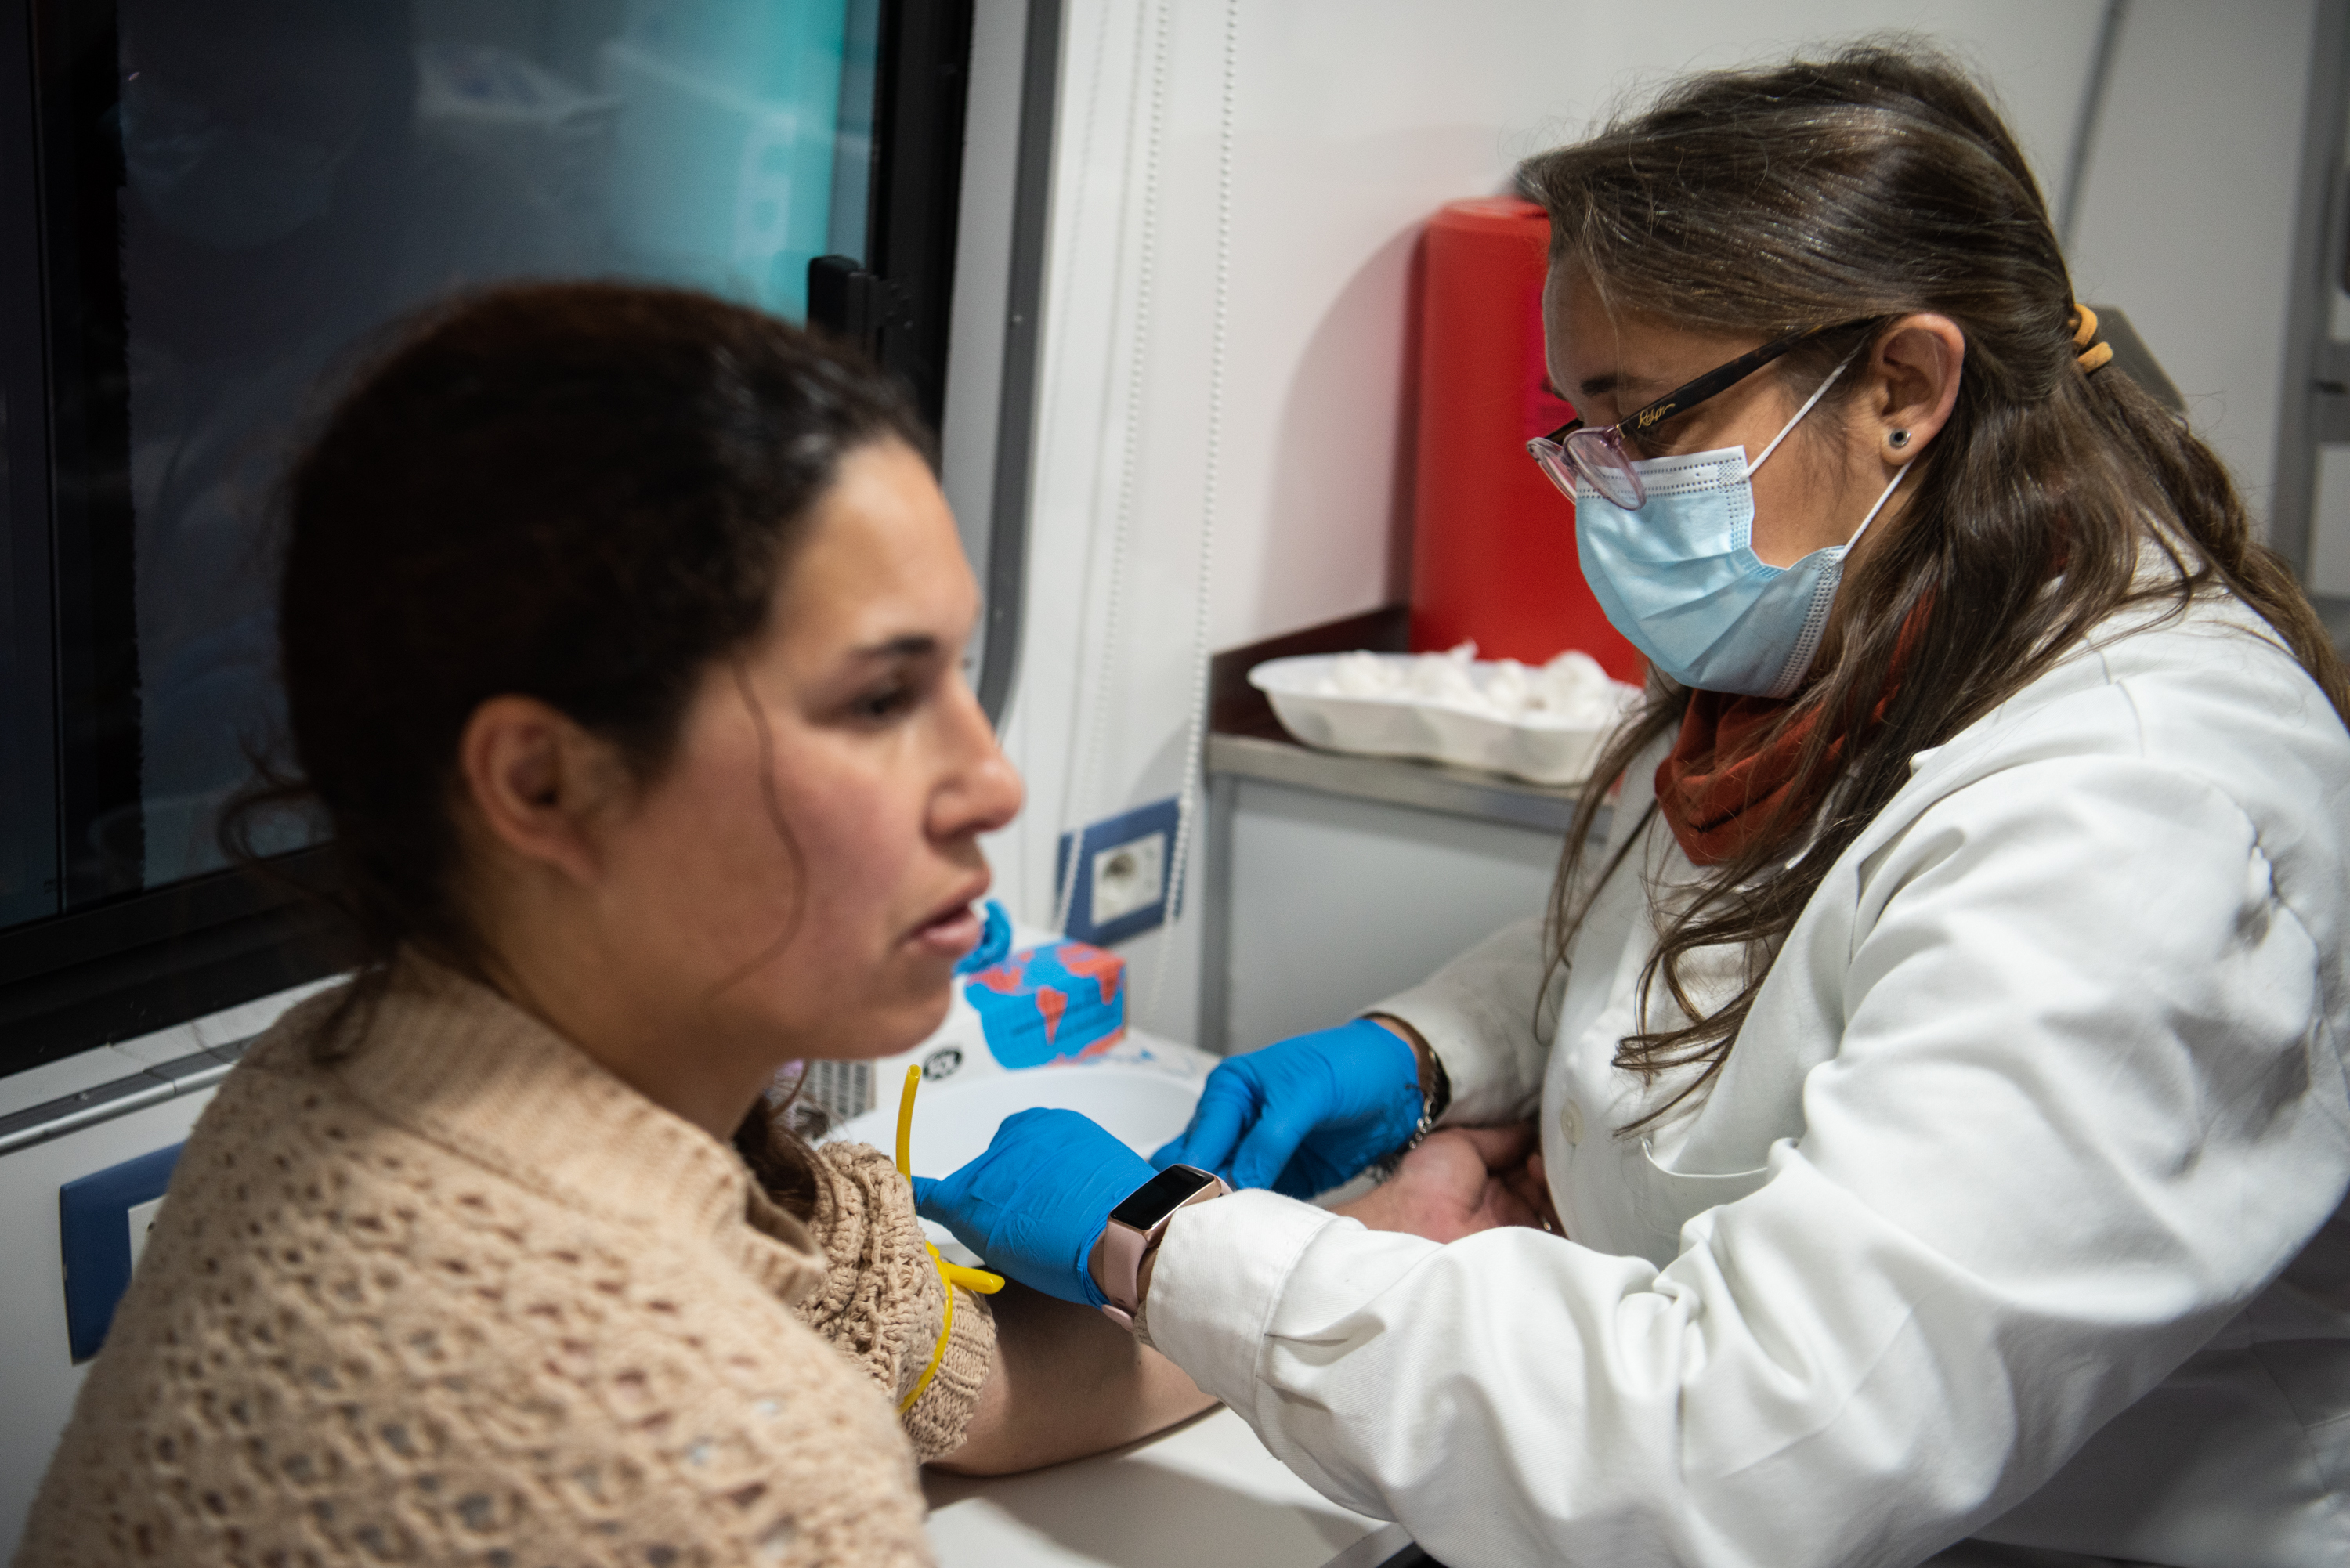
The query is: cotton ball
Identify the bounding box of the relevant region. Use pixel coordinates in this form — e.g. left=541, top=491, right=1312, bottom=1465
left=1305, top=644, right=1635, bottom=733
left=1525, top=649, right=1622, bottom=724
left=1406, top=653, right=1491, bottom=714
left=1319, top=650, right=1402, bottom=699
left=1481, top=660, right=1533, bottom=714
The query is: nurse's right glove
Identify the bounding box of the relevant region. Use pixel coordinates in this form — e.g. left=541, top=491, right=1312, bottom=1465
left=912, top=1107, right=1155, bottom=1309
left=1149, top=1017, right=1424, bottom=1199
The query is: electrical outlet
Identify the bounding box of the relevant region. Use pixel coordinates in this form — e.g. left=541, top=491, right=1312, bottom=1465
left=1057, top=797, right=1181, bottom=945
left=127, top=1195, right=167, bottom=1274
left=1090, top=833, right=1164, bottom=923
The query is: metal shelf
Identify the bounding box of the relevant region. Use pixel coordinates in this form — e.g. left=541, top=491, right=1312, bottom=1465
left=1195, top=607, right=1600, bottom=1054
left=1206, top=732, right=1582, bottom=835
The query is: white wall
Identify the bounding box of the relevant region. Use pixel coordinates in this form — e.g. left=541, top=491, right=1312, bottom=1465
left=2066, top=0, right=2321, bottom=533
left=988, top=0, right=2175, bottom=1042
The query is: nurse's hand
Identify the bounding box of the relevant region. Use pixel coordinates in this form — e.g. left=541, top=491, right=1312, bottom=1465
left=913, top=1107, right=1156, bottom=1309
left=1149, top=1017, right=1424, bottom=1198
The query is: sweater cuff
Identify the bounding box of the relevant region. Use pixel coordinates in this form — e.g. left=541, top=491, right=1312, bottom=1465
left=1138, top=1189, right=1346, bottom=1413
left=797, top=1140, right=996, bottom=1448
left=899, top=1279, right=995, bottom=1461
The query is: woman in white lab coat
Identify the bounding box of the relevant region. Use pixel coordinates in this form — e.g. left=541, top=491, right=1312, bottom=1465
left=914, top=44, right=2350, bottom=1567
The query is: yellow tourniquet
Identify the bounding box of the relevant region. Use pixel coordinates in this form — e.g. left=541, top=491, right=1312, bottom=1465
left=894, top=1066, right=1003, bottom=1414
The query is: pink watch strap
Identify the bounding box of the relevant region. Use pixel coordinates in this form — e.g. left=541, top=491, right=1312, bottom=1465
left=1101, top=1216, right=1151, bottom=1326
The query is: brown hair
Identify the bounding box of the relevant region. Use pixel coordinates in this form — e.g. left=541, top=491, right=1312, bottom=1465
left=1519, top=42, right=2350, bottom=1133
left=225, top=280, right=931, bottom=1206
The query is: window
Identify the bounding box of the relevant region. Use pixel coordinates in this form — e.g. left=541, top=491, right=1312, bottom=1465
left=0, top=0, right=990, bottom=1074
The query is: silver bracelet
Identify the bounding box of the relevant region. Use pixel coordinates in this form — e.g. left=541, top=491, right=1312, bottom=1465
left=1369, top=1040, right=1452, bottom=1183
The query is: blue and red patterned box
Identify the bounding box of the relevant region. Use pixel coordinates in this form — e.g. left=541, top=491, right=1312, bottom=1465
left=953, top=898, right=1126, bottom=1068
left=962, top=938, right=1126, bottom=1068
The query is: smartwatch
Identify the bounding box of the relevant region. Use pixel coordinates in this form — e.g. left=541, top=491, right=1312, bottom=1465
left=1094, top=1164, right=1227, bottom=1327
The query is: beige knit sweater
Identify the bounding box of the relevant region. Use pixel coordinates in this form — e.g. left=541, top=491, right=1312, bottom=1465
left=16, top=959, right=994, bottom=1566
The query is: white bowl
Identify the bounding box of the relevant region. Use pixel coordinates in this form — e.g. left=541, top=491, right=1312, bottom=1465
left=827, top=1063, right=1202, bottom=1178
left=1249, top=652, right=1638, bottom=786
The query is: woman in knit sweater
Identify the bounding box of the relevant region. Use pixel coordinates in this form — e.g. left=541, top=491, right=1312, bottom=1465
left=17, top=284, right=1217, bottom=1566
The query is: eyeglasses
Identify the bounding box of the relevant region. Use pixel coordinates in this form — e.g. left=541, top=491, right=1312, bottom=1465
left=1526, top=318, right=1881, bottom=510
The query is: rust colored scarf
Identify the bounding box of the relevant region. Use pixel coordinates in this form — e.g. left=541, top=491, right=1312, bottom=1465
left=1654, top=614, right=1922, bottom=866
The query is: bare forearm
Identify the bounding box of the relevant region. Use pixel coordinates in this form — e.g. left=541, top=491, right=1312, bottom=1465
left=1331, top=1123, right=1549, bottom=1242
left=929, top=1281, right=1219, bottom=1476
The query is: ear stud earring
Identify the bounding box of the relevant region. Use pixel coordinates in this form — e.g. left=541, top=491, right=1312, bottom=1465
left=1889, top=429, right=1911, bottom=450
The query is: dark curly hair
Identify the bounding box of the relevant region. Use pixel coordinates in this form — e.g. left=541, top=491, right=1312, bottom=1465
left=225, top=280, right=931, bottom=1205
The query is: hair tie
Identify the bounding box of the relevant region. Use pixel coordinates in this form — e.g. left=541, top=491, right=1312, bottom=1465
left=2068, top=304, right=2113, bottom=374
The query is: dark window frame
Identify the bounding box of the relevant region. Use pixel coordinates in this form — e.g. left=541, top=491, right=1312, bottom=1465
left=0, top=0, right=992, bottom=1078
left=2, top=0, right=58, bottom=938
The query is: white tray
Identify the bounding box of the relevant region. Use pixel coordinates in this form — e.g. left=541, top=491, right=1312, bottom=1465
left=827, top=1063, right=1202, bottom=1180
left=1249, top=652, right=1639, bottom=786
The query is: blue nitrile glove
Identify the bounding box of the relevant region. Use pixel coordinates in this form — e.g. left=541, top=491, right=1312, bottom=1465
left=912, top=1107, right=1156, bottom=1308
left=1150, top=1018, right=1423, bottom=1198
left=953, top=898, right=1013, bottom=975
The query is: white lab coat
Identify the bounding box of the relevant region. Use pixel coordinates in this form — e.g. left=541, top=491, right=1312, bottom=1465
left=1147, top=590, right=2350, bottom=1567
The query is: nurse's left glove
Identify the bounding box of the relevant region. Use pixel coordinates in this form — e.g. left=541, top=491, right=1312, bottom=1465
left=1151, top=1017, right=1424, bottom=1199
left=912, top=1107, right=1155, bottom=1309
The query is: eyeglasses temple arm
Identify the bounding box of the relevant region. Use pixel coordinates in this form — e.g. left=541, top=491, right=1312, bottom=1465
left=1612, top=317, right=1883, bottom=439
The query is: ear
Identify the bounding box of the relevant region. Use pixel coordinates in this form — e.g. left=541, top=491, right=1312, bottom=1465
left=455, top=695, right=631, bottom=886
left=1867, top=313, right=1966, bottom=463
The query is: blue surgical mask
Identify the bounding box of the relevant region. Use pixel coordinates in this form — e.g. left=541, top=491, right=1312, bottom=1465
left=1574, top=354, right=1910, bottom=698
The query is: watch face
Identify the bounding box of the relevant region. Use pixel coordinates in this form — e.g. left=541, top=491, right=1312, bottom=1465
left=1110, top=1165, right=1219, bottom=1230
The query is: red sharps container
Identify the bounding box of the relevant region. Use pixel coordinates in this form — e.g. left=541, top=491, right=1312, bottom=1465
left=1409, top=197, right=1642, bottom=682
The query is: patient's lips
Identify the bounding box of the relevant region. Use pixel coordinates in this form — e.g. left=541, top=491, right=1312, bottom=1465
left=909, top=885, right=988, bottom=957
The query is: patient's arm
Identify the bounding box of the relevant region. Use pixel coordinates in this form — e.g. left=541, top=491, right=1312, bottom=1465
left=929, top=1281, right=1219, bottom=1476
left=930, top=1122, right=1551, bottom=1474
left=1334, top=1122, right=1556, bottom=1242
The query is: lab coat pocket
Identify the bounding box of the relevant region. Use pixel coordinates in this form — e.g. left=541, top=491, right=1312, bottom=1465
left=1625, top=1140, right=1771, bottom=1266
